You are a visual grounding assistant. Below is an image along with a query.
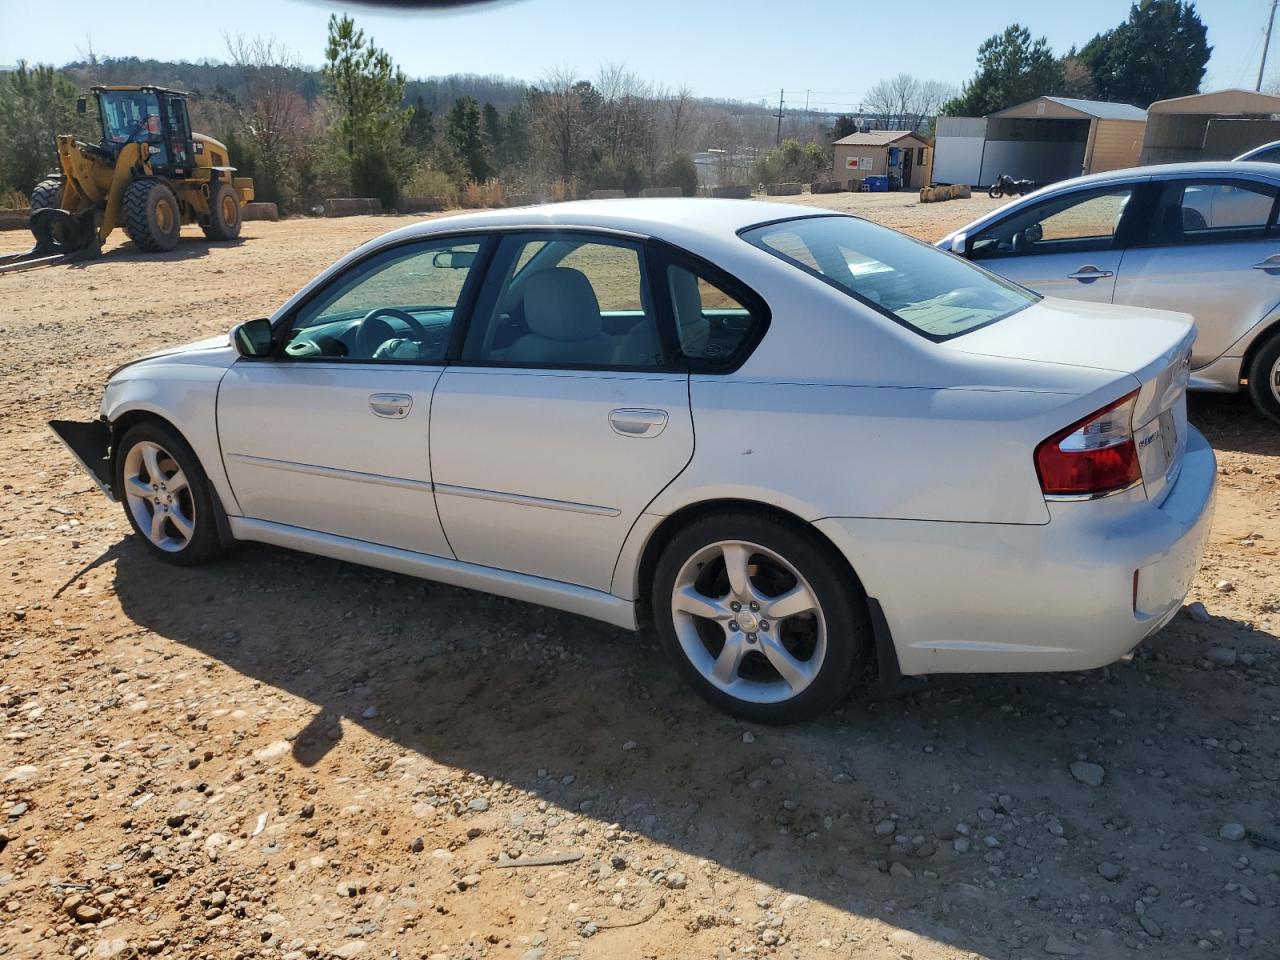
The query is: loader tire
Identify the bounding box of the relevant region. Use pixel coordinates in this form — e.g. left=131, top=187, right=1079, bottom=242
left=123, top=178, right=181, bottom=252
left=201, top=182, right=242, bottom=241
left=29, top=178, right=64, bottom=212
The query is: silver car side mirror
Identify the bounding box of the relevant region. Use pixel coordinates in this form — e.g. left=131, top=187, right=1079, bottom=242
left=232, top=318, right=274, bottom=358
left=950, top=232, right=968, bottom=255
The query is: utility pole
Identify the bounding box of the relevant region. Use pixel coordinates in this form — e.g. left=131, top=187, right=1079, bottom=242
left=1259, top=0, right=1279, bottom=91
left=775, top=89, right=785, bottom=145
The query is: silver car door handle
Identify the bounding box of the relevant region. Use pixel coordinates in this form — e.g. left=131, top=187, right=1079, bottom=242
left=1251, top=255, right=1280, bottom=270
left=369, top=393, right=412, bottom=418
left=608, top=408, right=668, bottom=438
left=1067, top=266, right=1114, bottom=281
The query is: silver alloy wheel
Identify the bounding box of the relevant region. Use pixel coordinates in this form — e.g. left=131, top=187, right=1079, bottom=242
left=122, top=440, right=195, bottom=553
left=1272, top=354, right=1280, bottom=404
left=670, top=539, right=827, bottom=704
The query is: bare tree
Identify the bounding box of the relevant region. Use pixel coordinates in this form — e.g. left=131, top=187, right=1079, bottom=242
left=864, top=74, right=955, bottom=132
left=531, top=66, right=584, bottom=181
left=225, top=34, right=311, bottom=206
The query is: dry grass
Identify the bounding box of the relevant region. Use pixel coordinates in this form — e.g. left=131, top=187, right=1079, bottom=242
left=460, top=180, right=505, bottom=208
left=0, top=188, right=29, bottom=210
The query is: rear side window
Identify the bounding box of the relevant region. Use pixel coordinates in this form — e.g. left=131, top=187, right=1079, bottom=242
left=1142, top=179, right=1278, bottom=244
left=663, top=263, right=764, bottom=368
left=742, top=215, right=1036, bottom=340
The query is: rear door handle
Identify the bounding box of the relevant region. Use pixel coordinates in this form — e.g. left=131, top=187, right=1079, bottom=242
left=1252, top=255, right=1280, bottom=270
left=1067, top=266, right=1114, bottom=281
left=608, top=408, right=668, bottom=438
left=369, top=393, right=412, bottom=418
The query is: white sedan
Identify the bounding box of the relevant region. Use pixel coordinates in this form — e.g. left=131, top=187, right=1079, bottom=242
left=52, top=200, right=1216, bottom=723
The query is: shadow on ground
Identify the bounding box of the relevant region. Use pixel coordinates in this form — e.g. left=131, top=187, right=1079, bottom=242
left=105, top=523, right=1280, bottom=957
left=1189, top=391, right=1280, bottom=457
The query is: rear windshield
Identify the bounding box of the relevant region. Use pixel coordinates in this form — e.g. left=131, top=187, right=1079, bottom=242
left=741, top=215, right=1037, bottom=340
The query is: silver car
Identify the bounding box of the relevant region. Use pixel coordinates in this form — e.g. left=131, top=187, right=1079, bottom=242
left=939, top=162, right=1280, bottom=422
left=51, top=200, right=1214, bottom=724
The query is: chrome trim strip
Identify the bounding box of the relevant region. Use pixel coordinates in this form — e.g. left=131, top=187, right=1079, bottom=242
left=1044, top=478, right=1144, bottom=502
left=227, top=516, right=638, bottom=630
left=225, top=453, right=433, bottom=492
left=434, top=482, right=621, bottom=517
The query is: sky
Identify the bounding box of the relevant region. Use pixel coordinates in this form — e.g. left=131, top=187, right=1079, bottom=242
left=0, top=0, right=1278, bottom=108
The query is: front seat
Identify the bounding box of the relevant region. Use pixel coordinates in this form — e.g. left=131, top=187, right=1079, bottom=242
left=616, top=268, right=711, bottom=364
left=499, top=267, right=616, bottom=365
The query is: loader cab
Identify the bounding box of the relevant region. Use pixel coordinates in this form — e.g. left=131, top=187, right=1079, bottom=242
left=92, top=86, right=194, bottom=178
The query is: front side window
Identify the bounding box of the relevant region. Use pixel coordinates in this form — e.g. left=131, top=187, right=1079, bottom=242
left=282, top=239, right=483, bottom=362
left=1144, top=179, right=1277, bottom=243
left=969, top=187, right=1134, bottom=259
left=464, top=234, right=664, bottom=368
left=742, top=215, right=1035, bottom=340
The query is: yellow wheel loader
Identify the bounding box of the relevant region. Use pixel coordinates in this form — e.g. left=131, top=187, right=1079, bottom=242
left=1, top=85, right=254, bottom=274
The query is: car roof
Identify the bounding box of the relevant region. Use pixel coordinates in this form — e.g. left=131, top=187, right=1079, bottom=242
left=1027, top=160, right=1280, bottom=191
left=382, top=198, right=827, bottom=243
left=1235, top=141, right=1280, bottom=160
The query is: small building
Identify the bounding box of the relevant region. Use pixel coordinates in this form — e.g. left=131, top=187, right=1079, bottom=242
left=831, top=130, right=932, bottom=191
left=1139, top=89, right=1280, bottom=164
left=933, top=96, right=1147, bottom=187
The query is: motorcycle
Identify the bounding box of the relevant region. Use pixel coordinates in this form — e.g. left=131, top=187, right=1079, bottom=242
left=987, top=173, right=1035, bottom=198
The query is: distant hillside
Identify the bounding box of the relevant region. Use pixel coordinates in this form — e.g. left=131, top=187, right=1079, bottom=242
left=56, top=56, right=532, bottom=116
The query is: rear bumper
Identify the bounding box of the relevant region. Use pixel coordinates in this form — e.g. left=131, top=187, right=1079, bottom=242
left=49, top=419, right=115, bottom=499
left=815, top=425, right=1217, bottom=676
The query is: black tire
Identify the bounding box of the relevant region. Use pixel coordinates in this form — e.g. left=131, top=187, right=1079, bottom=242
left=1246, top=328, right=1280, bottom=425
left=650, top=511, right=872, bottom=724
left=114, top=420, right=225, bottom=566
left=987, top=185, right=1003, bottom=199
left=29, top=178, right=64, bottom=212
left=201, top=181, right=242, bottom=241
left=123, top=178, right=181, bottom=252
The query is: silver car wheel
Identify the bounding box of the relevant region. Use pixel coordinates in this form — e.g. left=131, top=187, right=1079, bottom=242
left=1271, top=354, right=1280, bottom=405
left=670, top=539, right=827, bottom=704
left=122, top=440, right=196, bottom=553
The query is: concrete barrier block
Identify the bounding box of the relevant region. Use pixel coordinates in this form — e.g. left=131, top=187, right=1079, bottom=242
left=710, top=185, right=752, bottom=199
left=810, top=180, right=842, bottom=194
left=241, top=202, right=279, bottom=221
left=398, top=196, right=450, bottom=214
left=324, top=197, right=383, bottom=217
left=639, top=186, right=683, bottom=198
left=588, top=189, right=627, bottom=200
left=766, top=182, right=802, bottom=196
left=955, top=183, right=972, bottom=198
left=0, top=210, right=29, bottom=231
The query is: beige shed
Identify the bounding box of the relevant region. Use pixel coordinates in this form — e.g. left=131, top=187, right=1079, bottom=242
left=831, top=130, right=932, bottom=190
left=1140, top=89, right=1280, bottom=164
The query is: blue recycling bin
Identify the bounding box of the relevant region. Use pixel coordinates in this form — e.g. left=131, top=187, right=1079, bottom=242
left=864, top=175, right=889, bottom=192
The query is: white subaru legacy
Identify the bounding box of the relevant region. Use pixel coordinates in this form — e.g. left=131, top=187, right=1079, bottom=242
left=51, top=200, right=1215, bottom=723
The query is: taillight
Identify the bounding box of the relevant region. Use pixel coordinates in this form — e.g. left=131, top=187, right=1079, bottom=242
left=1035, top=390, right=1142, bottom=498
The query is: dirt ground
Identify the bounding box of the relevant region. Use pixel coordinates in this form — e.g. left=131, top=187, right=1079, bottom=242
left=1, top=193, right=1278, bottom=960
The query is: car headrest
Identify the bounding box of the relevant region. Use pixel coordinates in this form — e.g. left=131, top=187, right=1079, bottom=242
left=524, top=268, right=603, bottom=341
left=670, top=269, right=705, bottom=328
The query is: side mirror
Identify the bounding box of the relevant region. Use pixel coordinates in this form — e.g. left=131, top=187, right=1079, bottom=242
left=949, top=232, right=968, bottom=256
left=76, top=97, right=87, bottom=115
left=432, top=250, right=476, bottom=269
left=232, top=318, right=274, bottom=358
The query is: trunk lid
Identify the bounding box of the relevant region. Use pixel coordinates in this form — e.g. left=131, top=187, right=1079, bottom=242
left=950, top=296, right=1195, bottom=503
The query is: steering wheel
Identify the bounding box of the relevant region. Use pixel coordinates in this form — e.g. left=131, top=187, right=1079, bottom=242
left=354, top=307, right=435, bottom=358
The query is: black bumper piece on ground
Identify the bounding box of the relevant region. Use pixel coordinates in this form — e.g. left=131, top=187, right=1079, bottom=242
left=49, top=419, right=114, bottom=498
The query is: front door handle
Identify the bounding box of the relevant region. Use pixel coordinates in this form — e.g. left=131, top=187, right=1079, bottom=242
left=608, top=408, right=668, bottom=438
left=1067, top=266, right=1114, bottom=281
left=369, top=393, right=412, bottom=418
left=1252, top=255, right=1280, bottom=271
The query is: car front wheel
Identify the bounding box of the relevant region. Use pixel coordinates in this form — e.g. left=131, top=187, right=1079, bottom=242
left=651, top=512, right=871, bottom=723
left=115, top=421, right=224, bottom=565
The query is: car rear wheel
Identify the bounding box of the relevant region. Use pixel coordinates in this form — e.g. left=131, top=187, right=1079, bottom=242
left=1247, top=329, right=1280, bottom=425
left=651, top=512, right=871, bottom=723
left=115, top=421, right=224, bottom=565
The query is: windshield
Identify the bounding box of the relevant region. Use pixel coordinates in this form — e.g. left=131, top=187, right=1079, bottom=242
left=741, top=215, right=1037, bottom=340
left=99, top=91, right=161, bottom=144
